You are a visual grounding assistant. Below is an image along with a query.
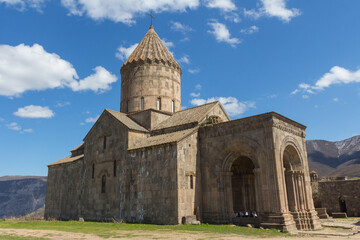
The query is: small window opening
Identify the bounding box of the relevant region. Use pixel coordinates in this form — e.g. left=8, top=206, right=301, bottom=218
left=113, top=160, right=117, bottom=177
left=172, top=100, right=175, bottom=113
left=190, top=175, right=194, bottom=189
left=103, top=136, right=107, bottom=150
left=127, top=100, right=129, bottom=112
left=141, top=97, right=144, bottom=110
left=157, top=97, right=161, bottom=110
left=101, top=175, right=106, bottom=193
left=92, top=164, right=95, bottom=179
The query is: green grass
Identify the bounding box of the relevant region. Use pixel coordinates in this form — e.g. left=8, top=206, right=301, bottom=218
left=0, top=234, right=48, bottom=240
left=0, top=220, right=290, bottom=238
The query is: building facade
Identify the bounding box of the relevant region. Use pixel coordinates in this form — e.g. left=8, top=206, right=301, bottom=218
left=45, top=24, right=320, bottom=231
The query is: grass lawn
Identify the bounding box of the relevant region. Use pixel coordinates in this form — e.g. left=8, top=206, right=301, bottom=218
left=0, top=220, right=290, bottom=238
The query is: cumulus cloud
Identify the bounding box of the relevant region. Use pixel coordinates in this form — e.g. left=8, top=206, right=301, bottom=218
left=208, top=21, right=241, bottom=47
left=115, top=43, right=138, bottom=61
left=60, top=0, right=200, bottom=24
left=55, top=101, right=70, bottom=107
left=0, top=0, right=45, bottom=11
left=170, top=21, right=193, bottom=34
left=14, top=105, right=55, bottom=118
left=85, top=115, right=100, bottom=123
left=224, top=12, right=241, bottom=23
left=188, top=68, right=200, bottom=74
left=190, top=92, right=200, bottom=97
left=240, top=25, right=259, bottom=34
left=244, top=0, right=301, bottom=22
left=292, top=66, right=360, bottom=96
left=6, top=122, right=33, bottom=133
left=178, top=55, right=190, bottom=64
left=190, top=97, right=255, bottom=116
left=204, top=0, right=236, bottom=12
left=0, top=44, right=117, bottom=97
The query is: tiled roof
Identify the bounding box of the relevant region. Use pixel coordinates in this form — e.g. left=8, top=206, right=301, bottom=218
left=70, top=143, right=84, bottom=152
left=48, top=154, right=84, bottom=167
left=152, top=101, right=219, bottom=131
left=129, top=128, right=196, bottom=150
left=121, top=25, right=180, bottom=71
left=106, top=109, right=149, bottom=132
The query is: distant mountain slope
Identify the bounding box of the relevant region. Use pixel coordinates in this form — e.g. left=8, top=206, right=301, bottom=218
left=0, top=176, right=47, bottom=218
left=307, top=135, right=360, bottom=177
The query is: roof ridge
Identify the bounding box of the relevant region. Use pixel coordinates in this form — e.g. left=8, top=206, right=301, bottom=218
left=173, top=101, right=219, bottom=115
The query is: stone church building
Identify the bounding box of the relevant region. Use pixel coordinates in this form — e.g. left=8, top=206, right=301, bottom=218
left=45, top=24, right=321, bottom=231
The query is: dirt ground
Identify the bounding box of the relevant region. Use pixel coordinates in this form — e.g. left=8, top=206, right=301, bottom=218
left=1, top=228, right=360, bottom=240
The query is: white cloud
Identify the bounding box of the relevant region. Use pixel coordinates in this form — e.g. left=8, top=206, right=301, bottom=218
left=116, top=43, right=138, bottom=61
left=14, top=105, right=55, bottom=118
left=85, top=115, right=100, bottom=123
left=6, top=122, right=33, bottom=133
left=7, top=122, right=21, bottom=131
left=61, top=0, right=200, bottom=24
left=208, top=21, right=241, bottom=47
left=291, top=89, right=299, bottom=95
left=190, top=92, right=200, bottom=97
left=0, top=0, right=45, bottom=11
left=244, top=0, right=300, bottom=22
left=170, top=21, right=193, bottom=34
left=204, top=0, right=236, bottom=12
left=69, top=66, right=117, bottom=93
left=240, top=25, right=259, bottom=35
left=188, top=68, right=200, bottom=74
left=302, top=95, right=309, bottom=99
left=161, top=38, right=174, bottom=49
left=268, top=94, right=278, bottom=99
left=333, top=97, right=339, bottom=102
left=195, top=84, right=202, bottom=90
left=190, top=97, right=255, bottom=116
left=224, top=12, right=241, bottom=23
left=0, top=44, right=117, bottom=97
left=55, top=101, right=70, bottom=107
left=178, top=55, right=190, bottom=64
left=292, top=66, right=360, bottom=96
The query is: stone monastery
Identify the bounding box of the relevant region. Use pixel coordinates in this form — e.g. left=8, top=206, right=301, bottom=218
left=45, top=24, right=321, bottom=231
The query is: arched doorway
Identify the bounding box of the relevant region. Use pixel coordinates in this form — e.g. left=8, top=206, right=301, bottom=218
left=339, top=196, right=347, bottom=213
left=283, top=145, right=309, bottom=229
left=231, top=156, right=257, bottom=215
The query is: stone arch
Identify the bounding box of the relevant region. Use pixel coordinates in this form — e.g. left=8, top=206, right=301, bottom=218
left=279, top=136, right=305, bottom=169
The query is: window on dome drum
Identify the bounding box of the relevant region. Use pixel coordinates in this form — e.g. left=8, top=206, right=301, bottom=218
left=190, top=175, right=194, bottom=189
left=157, top=98, right=161, bottom=110
left=113, top=160, right=116, bottom=177
left=101, top=175, right=106, bottom=193
left=141, top=97, right=144, bottom=110
left=92, top=164, right=95, bottom=179
left=103, top=136, right=107, bottom=150
left=172, top=100, right=175, bottom=113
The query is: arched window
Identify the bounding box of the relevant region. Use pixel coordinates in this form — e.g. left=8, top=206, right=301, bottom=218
left=141, top=97, right=144, bottom=110
left=113, top=160, right=117, bottom=177
left=157, top=97, right=161, bottom=110
left=101, top=175, right=106, bottom=193
left=172, top=100, right=175, bottom=113
left=92, top=164, right=95, bottom=179
left=190, top=175, right=194, bottom=189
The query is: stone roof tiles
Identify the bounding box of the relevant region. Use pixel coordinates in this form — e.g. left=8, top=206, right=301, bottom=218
left=121, top=25, right=180, bottom=71
left=129, top=128, right=196, bottom=150
left=106, top=109, right=149, bottom=132
left=48, top=154, right=84, bottom=167
left=152, top=101, right=220, bottom=131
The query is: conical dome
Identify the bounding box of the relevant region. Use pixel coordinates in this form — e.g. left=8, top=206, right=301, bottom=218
left=121, top=25, right=181, bottom=72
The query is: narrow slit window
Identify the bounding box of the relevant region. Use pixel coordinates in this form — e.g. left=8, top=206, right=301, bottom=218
left=101, top=175, right=106, bottom=193
left=190, top=175, right=194, bottom=189
left=172, top=100, right=175, bottom=113
left=103, top=136, right=107, bottom=150
left=141, top=97, right=144, bottom=110
left=127, top=100, right=129, bottom=112
left=113, top=160, right=117, bottom=177
left=92, top=164, right=95, bottom=179
left=157, top=98, right=161, bottom=110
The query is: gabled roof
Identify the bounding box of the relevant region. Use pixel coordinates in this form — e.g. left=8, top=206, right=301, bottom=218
left=106, top=109, right=149, bottom=132
left=48, top=154, right=84, bottom=167
left=121, top=25, right=181, bottom=71
left=70, top=143, right=84, bottom=152
left=152, top=101, right=229, bottom=131
left=128, top=128, right=196, bottom=150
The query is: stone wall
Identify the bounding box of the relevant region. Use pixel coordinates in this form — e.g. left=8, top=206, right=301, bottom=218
left=318, top=179, right=360, bottom=217
left=45, top=159, right=84, bottom=220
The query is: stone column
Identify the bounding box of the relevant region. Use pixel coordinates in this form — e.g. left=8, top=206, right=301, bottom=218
left=216, top=171, right=235, bottom=222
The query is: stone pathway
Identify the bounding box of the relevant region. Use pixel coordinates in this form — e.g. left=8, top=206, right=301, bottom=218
left=298, top=218, right=360, bottom=237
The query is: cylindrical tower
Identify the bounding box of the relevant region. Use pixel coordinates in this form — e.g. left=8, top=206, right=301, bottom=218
left=120, top=25, right=182, bottom=113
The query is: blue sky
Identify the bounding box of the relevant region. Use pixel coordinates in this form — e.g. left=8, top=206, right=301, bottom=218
left=1, top=0, right=360, bottom=176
